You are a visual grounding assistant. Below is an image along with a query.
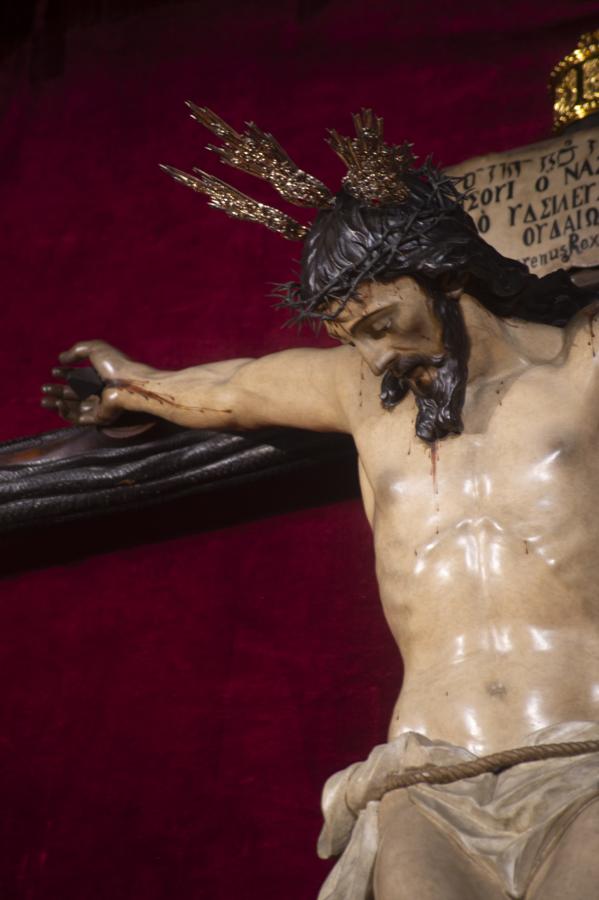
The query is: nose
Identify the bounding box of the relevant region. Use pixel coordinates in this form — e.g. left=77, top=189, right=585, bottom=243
left=360, top=345, right=397, bottom=376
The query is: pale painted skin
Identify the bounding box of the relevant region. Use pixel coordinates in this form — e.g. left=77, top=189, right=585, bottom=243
left=44, top=275, right=599, bottom=896
left=43, top=276, right=599, bottom=759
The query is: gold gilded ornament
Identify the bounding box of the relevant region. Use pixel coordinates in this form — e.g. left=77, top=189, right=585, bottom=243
left=327, top=109, right=415, bottom=205
left=186, top=103, right=333, bottom=209
left=159, top=164, right=308, bottom=241
left=161, top=107, right=418, bottom=240
left=549, top=30, right=599, bottom=132
left=583, top=57, right=599, bottom=101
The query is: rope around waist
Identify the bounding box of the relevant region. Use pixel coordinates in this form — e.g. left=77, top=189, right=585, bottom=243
left=380, top=739, right=599, bottom=796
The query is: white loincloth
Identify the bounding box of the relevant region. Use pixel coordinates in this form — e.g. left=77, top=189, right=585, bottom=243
left=317, top=721, right=599, bottom=900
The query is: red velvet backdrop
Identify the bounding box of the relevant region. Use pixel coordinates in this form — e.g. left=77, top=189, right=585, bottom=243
left=1, top=3, right=597, bottom=897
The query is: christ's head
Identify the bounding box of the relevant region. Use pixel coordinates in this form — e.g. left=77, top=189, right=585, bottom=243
left=326, top=276, right=470, bottom=442
left=292, top=184, right=592, bottom=443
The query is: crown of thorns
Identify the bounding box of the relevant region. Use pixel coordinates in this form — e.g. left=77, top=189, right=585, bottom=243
left=161, top=105, right=417, bottom=240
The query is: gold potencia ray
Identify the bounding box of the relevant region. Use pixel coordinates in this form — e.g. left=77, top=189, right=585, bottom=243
left=158, top=164, right=309, bottom=241
left=328, top=109, right=414, bottom=205
left=161, top=103, right=334, bottom=241
left=160, top=106, right=413, bottom=240
left=187, top=103, right=333, bottom=208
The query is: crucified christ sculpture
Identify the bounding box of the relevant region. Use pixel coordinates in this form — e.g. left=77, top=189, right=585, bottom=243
left=41, top=107, right=599, bottom=900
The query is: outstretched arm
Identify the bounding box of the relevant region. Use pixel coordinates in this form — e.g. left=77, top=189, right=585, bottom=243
left=42, top=340, right=353, bottom=433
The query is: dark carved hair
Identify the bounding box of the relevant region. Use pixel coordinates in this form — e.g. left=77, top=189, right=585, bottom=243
left=276, top=163, right=593, bottom=329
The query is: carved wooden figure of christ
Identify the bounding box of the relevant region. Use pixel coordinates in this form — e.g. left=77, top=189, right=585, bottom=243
left=41, top=110, right=599, bottom=899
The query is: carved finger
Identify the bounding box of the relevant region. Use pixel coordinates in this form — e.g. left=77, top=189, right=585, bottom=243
left=59, top=342, right=97, bottom=364
left=79, top=397, right=100, bottom=416
left=56, top=399, right=80, bottom=424
left=79, top=392, right=121, bottom=426
left=51, top=366, right=75, bottom=380
left=41, top=393, right=80, bottom=421
left=78, top=397, right=103, bottom=424
left=41, top=383, right=77, bottom=399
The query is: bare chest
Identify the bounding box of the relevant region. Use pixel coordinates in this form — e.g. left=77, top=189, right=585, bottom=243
left=353, top=365, right=599, bottom=549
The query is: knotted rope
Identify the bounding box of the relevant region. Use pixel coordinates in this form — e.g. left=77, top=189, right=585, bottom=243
left=381, top=739, right=599, bottom=796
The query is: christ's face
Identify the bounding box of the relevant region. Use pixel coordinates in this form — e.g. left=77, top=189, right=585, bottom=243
left=325, top=275, right=469, bottom=442
left=326, top=277, right=446, bottom=390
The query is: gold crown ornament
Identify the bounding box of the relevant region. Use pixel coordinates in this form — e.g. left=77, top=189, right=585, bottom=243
left=549, top=30, right=599, bottom=132
left=327, top=110, right=415, bottom=204
left=160, top=107, right=416, bottom=240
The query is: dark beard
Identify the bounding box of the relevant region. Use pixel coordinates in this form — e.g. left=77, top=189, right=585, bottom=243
left=379, top=289, right=470, bottom=443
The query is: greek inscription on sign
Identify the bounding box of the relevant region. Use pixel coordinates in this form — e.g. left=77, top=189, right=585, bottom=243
left=446, top=128, right=599, bottom=277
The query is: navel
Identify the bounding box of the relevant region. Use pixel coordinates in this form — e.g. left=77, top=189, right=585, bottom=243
left=486, top=681, right=507, bottom=698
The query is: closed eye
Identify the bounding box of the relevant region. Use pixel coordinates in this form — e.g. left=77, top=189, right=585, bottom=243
left=350, top=304, right=397, bottom=341
left=370, top=319, right=392, bottom=337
